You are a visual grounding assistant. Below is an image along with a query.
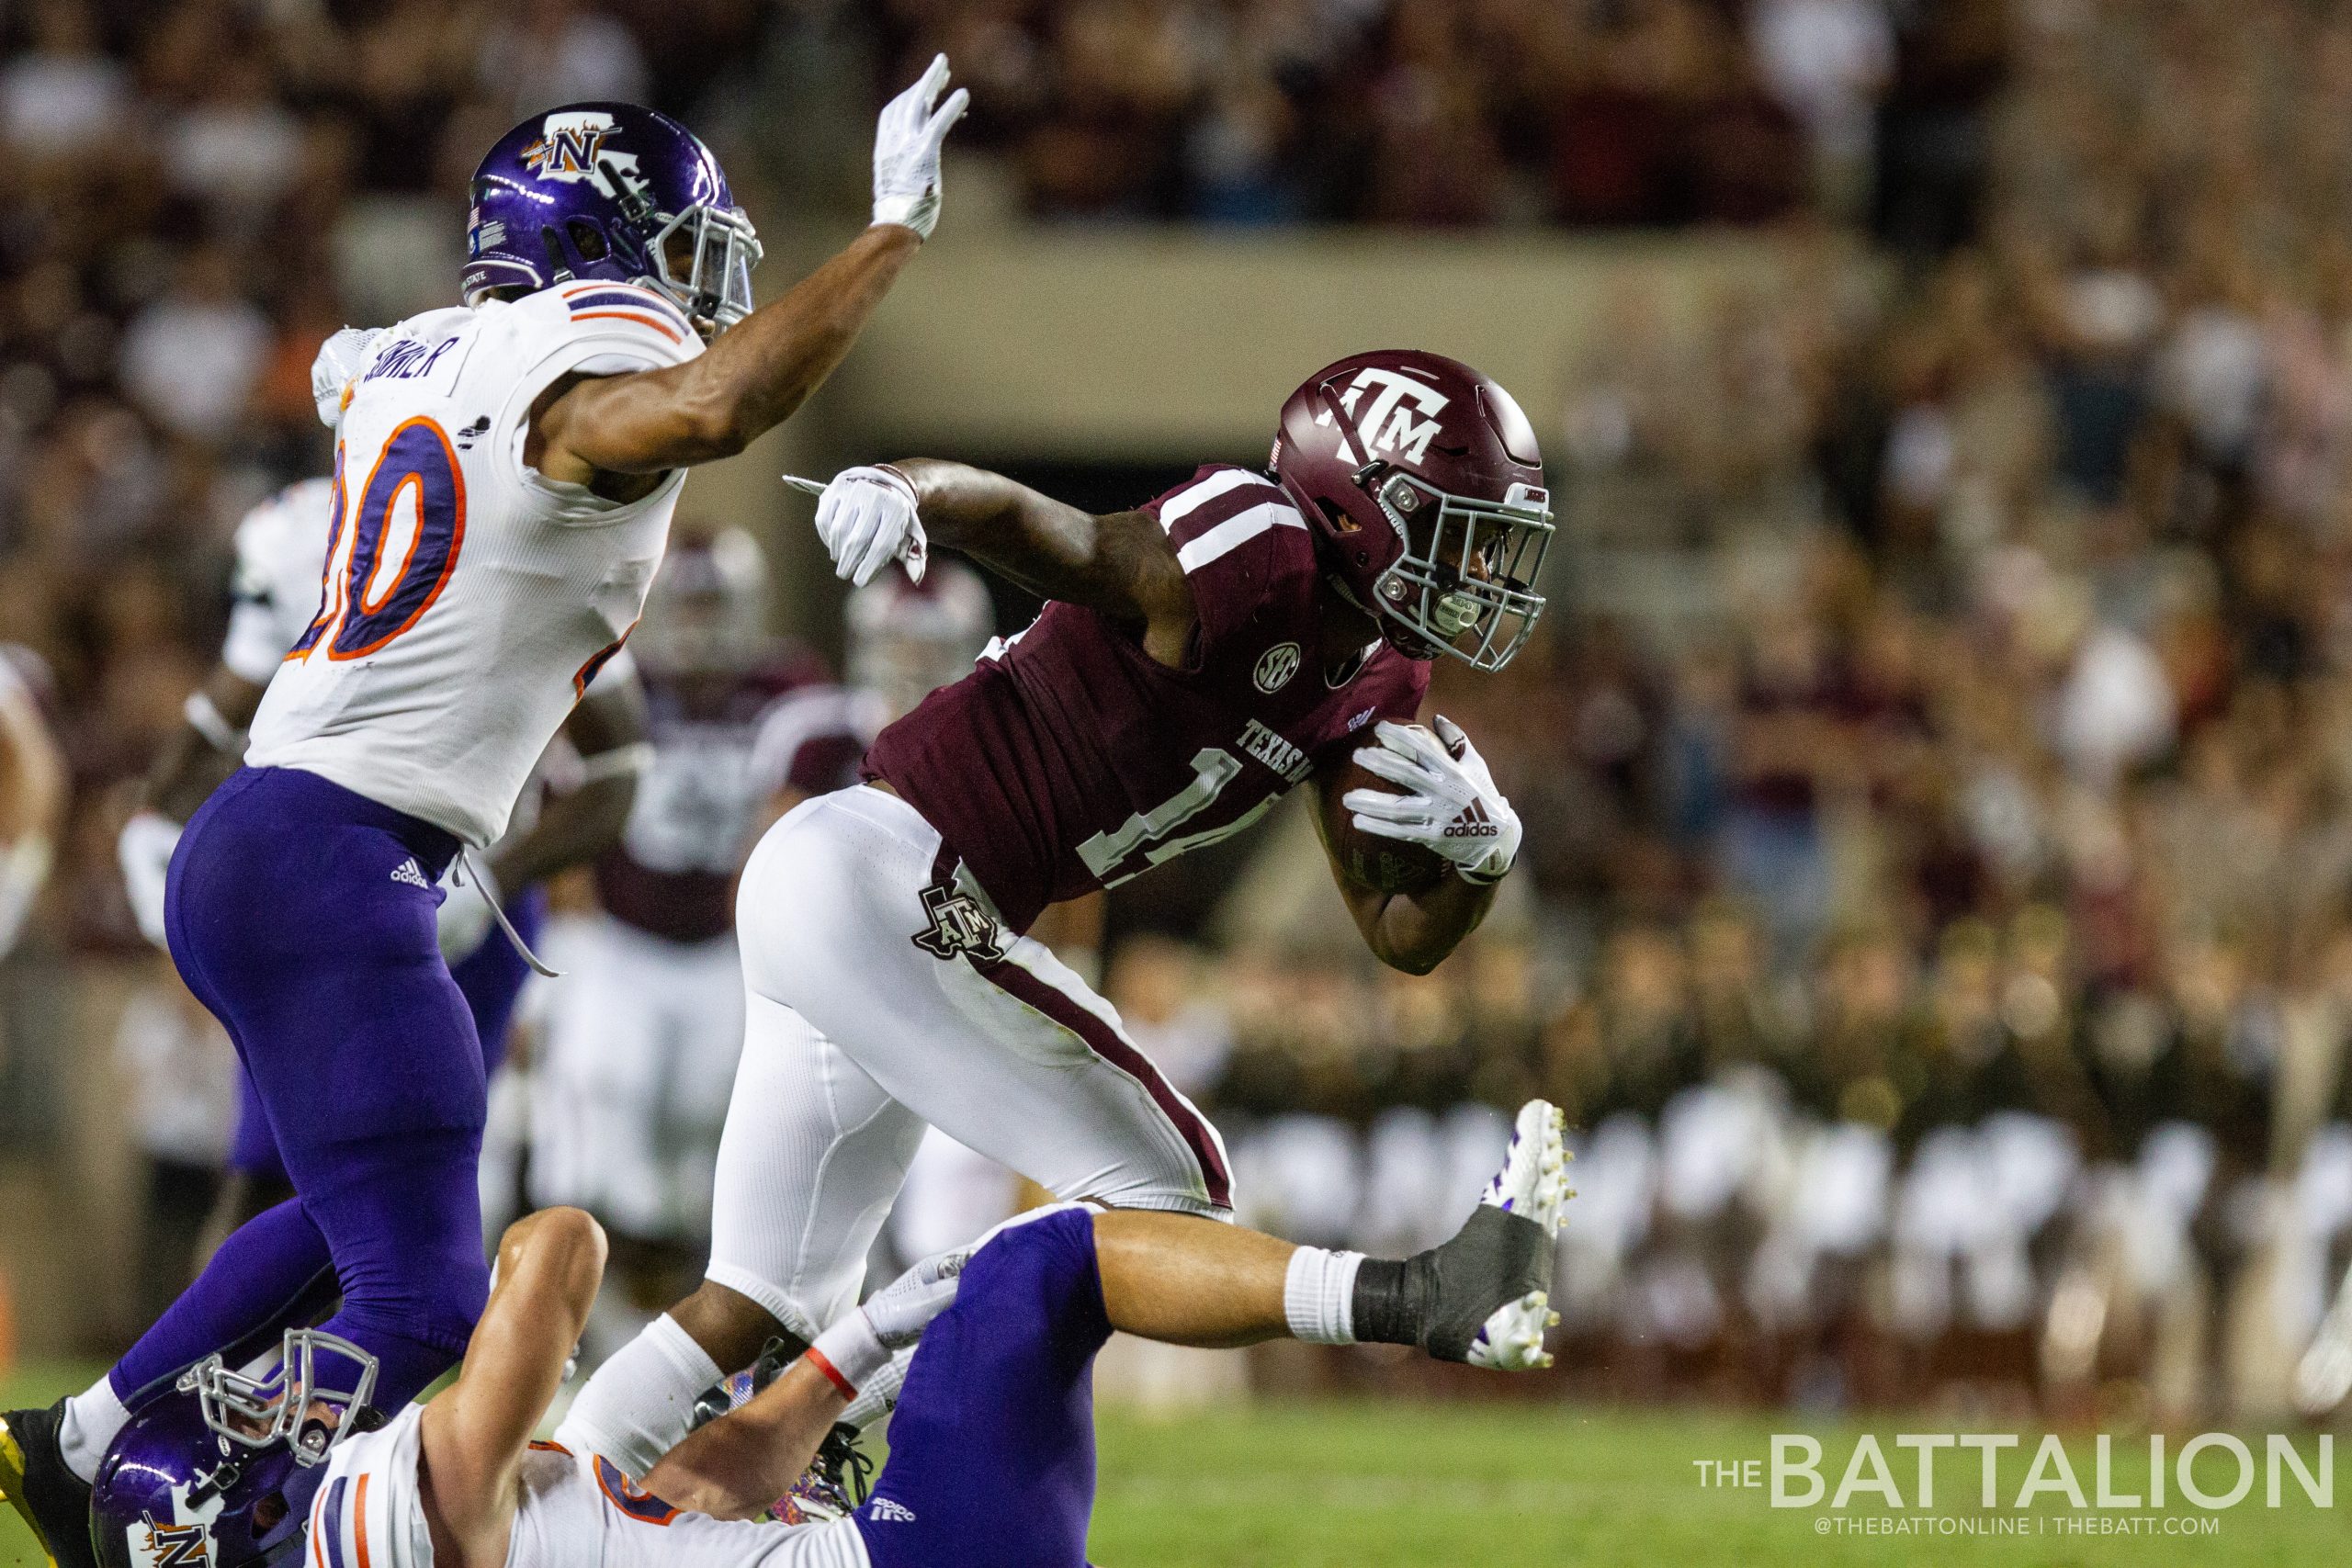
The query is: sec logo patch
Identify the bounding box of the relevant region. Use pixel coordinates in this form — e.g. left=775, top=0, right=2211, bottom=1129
left=1253, top=642, right=1301, bottom=694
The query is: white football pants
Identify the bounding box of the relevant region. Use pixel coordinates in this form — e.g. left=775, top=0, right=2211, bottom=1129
left=530, top=915, right=744, bottom=1242
left=708, top=784, right=1233, bottom=1339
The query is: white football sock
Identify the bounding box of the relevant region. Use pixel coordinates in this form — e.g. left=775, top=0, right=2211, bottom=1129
left=553, top=1314, right=722, bottom=1480
left=1283, top=1247, right=1363, bottom=1346
left=60, top=1376, right=130, bottom=1483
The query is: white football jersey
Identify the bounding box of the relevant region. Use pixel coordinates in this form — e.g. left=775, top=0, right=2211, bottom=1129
left=307, top=1405, right=869, bottom=1568
left=247, top=282, right=701, bottom=845
left=220, top=478, right=338, bottom=683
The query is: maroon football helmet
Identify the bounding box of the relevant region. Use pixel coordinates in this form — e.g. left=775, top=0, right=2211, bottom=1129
left=1270, top=350, right=1552, bottom=671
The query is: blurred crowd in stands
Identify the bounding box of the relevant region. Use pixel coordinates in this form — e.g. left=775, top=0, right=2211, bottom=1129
left=17, top=0, right=2352, bottom=1421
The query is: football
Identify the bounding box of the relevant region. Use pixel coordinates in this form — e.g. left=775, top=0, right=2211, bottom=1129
left=1319, top=750, right=1450, bottom=897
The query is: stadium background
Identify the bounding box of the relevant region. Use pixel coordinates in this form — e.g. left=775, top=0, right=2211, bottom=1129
left=7, top=0, right=2352, bottom=1558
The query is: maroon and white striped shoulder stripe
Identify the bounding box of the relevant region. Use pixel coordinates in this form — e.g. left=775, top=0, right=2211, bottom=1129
left=1155, top=468, right=1306, bottom=573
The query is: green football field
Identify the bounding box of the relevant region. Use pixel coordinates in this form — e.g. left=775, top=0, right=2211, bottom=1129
left=6, top=1360, right=2342, bottom=1567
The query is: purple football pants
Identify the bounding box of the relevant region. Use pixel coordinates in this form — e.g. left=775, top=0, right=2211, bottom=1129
left=854, top=1205, right=1110, bottom=1568
left=226, top=886, right=542, bottom=1180
left=115, top=766, right=492, bottom=1409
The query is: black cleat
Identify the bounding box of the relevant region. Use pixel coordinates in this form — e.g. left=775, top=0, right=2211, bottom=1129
left=771, top=1423, right=874, bottom=1525
left=1, top=1400, right=98, bottom=1568
left=1355, top=1100, right=1572, bottom=1367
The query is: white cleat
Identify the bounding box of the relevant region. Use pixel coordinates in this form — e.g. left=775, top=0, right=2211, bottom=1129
left=1465, top=1100, right=1574, bottom=1371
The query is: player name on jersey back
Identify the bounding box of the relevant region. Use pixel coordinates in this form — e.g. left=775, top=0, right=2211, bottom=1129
left=864, top=464, right=1428, bottom=932
left=245, top=285, right=703, bottom=846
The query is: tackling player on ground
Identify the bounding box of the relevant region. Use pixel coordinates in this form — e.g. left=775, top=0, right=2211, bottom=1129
left=562, top=349, right=1554, bottom=1476
left=3, top=63, right=969, bottom=1568
left=88, top=1102, right=1570, bottom=1568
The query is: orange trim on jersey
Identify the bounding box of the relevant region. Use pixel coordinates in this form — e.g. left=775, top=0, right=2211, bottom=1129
left=289, top=444, right=354, bottom=662
left=329, top=416, right=469, bottom=661
left=594, top=1457, right=682, bottom=1526
left=568, top=309, right=684, bottom=343
left=560, top=281, right=691, bottom=319
left=572, top=622, right=635, bottom=698
left=352, top=1473, right=372, bottom=1568
left=528, top=1438, right=573, bottom=1456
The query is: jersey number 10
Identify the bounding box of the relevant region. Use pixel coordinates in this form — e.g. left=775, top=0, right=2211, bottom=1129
left=291, top=418, right=469, bottom=661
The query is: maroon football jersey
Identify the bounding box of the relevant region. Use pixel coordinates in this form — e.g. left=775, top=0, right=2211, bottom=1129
left=594, top=657, right=870, bottom=943
left=863, top=465, right=1430, bottom=933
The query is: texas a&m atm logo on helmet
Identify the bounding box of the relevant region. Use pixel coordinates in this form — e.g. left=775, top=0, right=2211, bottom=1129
left=1272, top=350, right=1554, bottom=673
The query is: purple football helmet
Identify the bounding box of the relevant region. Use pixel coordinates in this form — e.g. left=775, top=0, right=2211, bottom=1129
left=464, top=102, right=763, bottom=333
left=91, top=1332, right=380, bottom=1568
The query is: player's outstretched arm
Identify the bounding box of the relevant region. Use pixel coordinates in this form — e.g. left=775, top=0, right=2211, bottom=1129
left=642, top=1250, right=962, bottom=1518
left=813, top=460, right=1200, bottom=663
left=417, top=1210, right=607, bottom=1567
left=531, top=226, right=920, bottom=479
left=639, top=1359, right=842, bottom=1521
left=531, top=60, right=968, bottom=482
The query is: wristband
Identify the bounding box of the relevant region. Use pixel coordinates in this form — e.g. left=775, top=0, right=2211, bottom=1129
left=802, top=1348, right=859, bottom=1402
left=807, top=1309, right=888, bottom=1398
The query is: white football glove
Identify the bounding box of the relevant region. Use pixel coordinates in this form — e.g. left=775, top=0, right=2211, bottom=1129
left=839, top=1343, right=918, bottom=1430
left=435, top=858, right=497, bottom=963
left=1342, top=716, right=1521, bottom=885
left=807, top=1247, right=967, bottom=1397
left=871, top=54, right=970, bottom=240
left=311, top=326, right=385, bottom=428
left=811, top=465, right=927, bottom=586
left=118, top=811, right=181, bottom=950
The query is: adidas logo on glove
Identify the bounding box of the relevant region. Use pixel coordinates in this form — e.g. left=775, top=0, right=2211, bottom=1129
left=1443, top=800, right=1501, bottom=839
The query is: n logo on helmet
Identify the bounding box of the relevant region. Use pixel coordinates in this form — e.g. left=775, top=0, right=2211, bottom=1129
left=140, top=1523, right=209, bottom=1568
left=1316, top=368, right=1451, bottom=464
left=522, top=112, right=639, bottom=195
left=124, top=1498, right=222, bottom=1568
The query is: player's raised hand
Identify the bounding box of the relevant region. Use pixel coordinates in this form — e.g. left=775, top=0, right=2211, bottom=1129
left=871, top=53, right=970, bottom=240
left=1342, top=716, right=1522, bottom=886
left=809, top=464, right=928, bottom=586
